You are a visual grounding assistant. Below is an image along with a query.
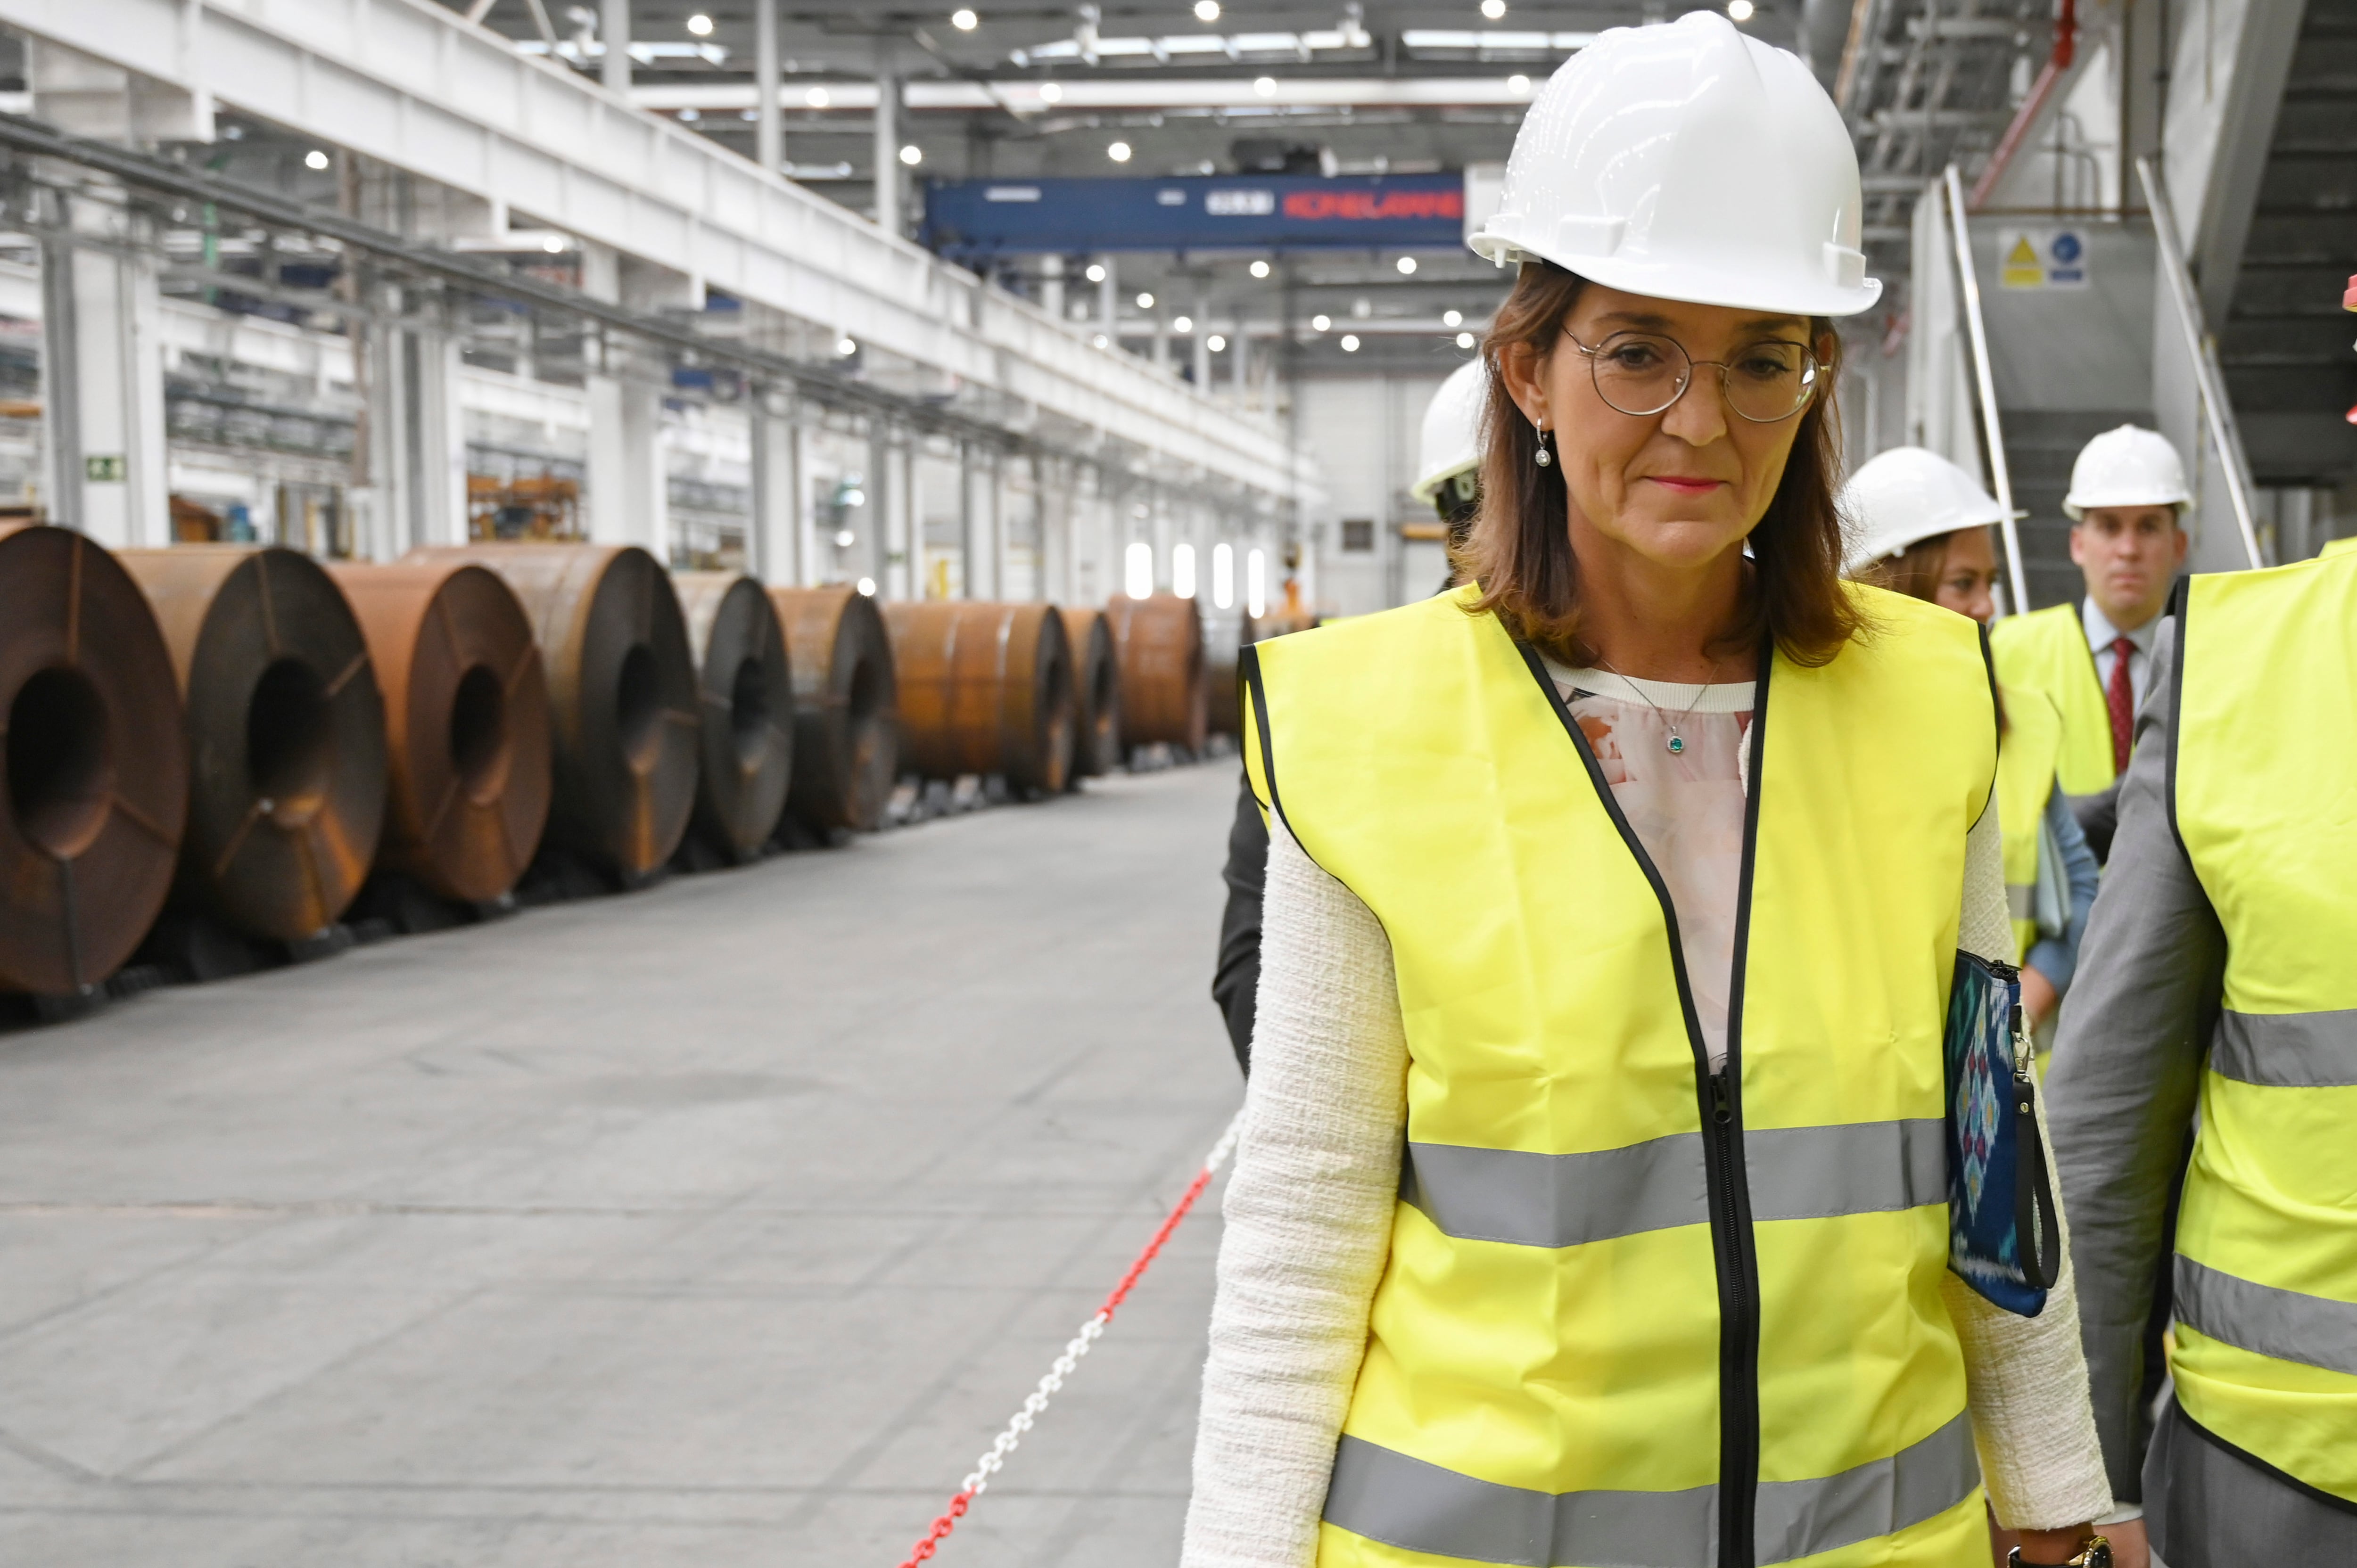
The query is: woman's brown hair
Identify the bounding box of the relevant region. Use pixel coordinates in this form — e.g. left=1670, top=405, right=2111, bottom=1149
left=1454, top=261, right=1863, bottom=668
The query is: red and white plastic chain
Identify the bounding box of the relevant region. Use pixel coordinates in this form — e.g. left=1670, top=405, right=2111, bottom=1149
left=895, top=1110, right=1246, bottom=1567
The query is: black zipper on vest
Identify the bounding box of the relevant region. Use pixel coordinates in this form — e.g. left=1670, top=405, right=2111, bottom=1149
left=1517, top=639, right=1770, bottom=1568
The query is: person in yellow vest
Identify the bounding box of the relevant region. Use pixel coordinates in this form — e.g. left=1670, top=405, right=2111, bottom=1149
left=2047, top=546, right=2357, bottom=1566
left=1183, top=15, right=2117, bottom=1568
left=1988, top=427, right=2191, bottom=859
left=1841, top=447, right=2100, bottom=1036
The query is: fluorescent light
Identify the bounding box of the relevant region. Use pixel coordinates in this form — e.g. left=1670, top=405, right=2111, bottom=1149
left=1212, top=542, right=1235, bottom=608
left=1173, top=542, right=1197, bottom=599
left=1125, top=541, right=1154, bottom=599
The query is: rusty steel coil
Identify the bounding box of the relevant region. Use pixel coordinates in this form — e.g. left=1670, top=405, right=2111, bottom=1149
left=883, top=601, right=1077, bottom=796
left=769, top=585, right=898, bottom=833
left=672, top=572, right=793, bottom=859
left=0, top=524, right=189, bottom=995
left=324, top=560, right=552, bottom=904
left=418, top=545, right=698, bottom=885
left=1103, top=593, right=1206, bottom=754
left=117, top=545, right=387, bottom=941
left=1057, top=606, right=1121, bottom=780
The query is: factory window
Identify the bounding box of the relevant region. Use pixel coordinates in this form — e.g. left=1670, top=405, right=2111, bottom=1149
left=1341, top=518, right=1375, bottom=552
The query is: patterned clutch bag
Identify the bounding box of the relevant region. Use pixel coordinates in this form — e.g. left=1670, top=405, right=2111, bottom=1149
left=1944, top=951, right=2062, bottom=1317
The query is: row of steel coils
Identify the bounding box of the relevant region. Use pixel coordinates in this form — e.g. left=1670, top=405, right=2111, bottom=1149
left=0, top=523, right=1214, bottom=1002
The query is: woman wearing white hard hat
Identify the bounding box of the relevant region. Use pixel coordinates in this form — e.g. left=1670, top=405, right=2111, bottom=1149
left=1186, top=15, right=2117, bottom=1568
left=1843, top=447, right=2100, bottom=1044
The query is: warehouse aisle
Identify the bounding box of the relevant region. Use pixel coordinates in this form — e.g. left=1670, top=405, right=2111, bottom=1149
left=0, top=763, right=1246, bottom=1568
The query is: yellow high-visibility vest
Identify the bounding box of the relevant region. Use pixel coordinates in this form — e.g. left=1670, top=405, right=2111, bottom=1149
left=2169, top=550, right=2357, bottom=1505
left=1242, top=584, right=1997, bottom=1568
left=1995, top=685, right=2066, bottom=965
left=2320, top=535, right=2357, bottom=558
left=1991, top=602, right=2118, bottom=796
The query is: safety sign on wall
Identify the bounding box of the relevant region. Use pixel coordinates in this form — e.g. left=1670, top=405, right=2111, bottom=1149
left=1996, top=228, right=2092, bottom=290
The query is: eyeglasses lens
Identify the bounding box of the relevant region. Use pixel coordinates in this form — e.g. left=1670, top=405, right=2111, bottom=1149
left=1590, top=333, right=1817, bottom=423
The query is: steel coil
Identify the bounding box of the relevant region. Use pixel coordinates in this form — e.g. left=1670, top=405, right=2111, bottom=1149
left=117, top=545, right=387, bottom=941
left=672, top=572, right=793, bottom=859
left=1203, top=609, right=1245, bottom=739
left=325, top=559, right=552, bottom=904
left=1056, top=606, right=1121, bottom=780
left=1102, top=593, right=1206, bottom=754
left=770, top=585, right=899, bottom=832
left=421, top=545, right=697, bottom=885
left=883, top=601, right=1076, bottom=796
left=0, top=525, right=188, bottom=994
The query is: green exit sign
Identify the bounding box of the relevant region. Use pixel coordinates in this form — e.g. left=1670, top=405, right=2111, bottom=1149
left=84, top=454, right=126, bottom=482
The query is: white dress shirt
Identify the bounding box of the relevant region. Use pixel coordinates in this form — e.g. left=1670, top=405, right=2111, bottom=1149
left=2082, top=597, right=2161, bottom=715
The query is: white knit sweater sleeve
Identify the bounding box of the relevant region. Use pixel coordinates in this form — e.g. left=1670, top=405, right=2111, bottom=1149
left=1182, top=814, right=1408, bottom=1568
left=1946, top=800, right=2118, bottom=1529
left=1183, top=801, right=2113, bottom=1568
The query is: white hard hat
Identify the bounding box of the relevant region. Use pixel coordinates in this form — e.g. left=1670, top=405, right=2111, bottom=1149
left=2061, top=425, right=2192, bottom=519
left=1838, top=447, right=2009, bottom=575
left=1469, top=10, right=1879, bottom=317
left=1411, top=360, right=1488, bottom=504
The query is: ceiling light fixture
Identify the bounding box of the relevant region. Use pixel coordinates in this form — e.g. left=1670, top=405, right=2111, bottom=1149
left=1249, top=259, right=1271, bottom=278
left=838, top=336, right=859, bottom=355
left=1253, top=75, right=1277, bottom=97
left=1727, top=0, right=1754, bottom=17
left=304, top=148, right=330, bottom=170
left=1480, top=0, right=1506, bottom=17
left=686, top=12, right=714, bottom=35
left=1039, top=80, right=1063, bottom=102
left=1508, top=73, right=1531, bottom=93
left=899, top=143, right=923, bottom=165
left=807, top=87, right=831, bottom=107
left=1108, top=139, right=1133, bottom=162
left=542, top=234, right=567, bottom=253
left=952, top=7, right=979, bottom=28
left=1137, top=291, right=1156, bottom=308
left=1340, top=334, right=1361, bottom=352
left=1456, top=330, right=1477, bottom=348
left=1310, top=313, right=1331, bottom=331
left=1396, top=256, right=1417, bottom=275
left=1173, top=315, right=1194, bottom=333
left=857, top=577, right=877, bottom=596
left=1085, top=262, right=1107, bottom=282
left=1207, top=334, right=1227, bottom=351
left=1443, top=308, right=1463, bottom=327
left=1195, top=0, right=1221, bottom=18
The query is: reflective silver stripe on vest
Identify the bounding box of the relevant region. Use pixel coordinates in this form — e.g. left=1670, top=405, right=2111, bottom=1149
left=2211, top=1009, right=2357, bottom=1088
left=1324, top=1410, right=1978, bottom=1568
left=1401, top=1120, right=1943, bottom=1250
left=2175, top=1256, right=2357, bottom=1378
left=2007, top=883, right=2035, bottom=920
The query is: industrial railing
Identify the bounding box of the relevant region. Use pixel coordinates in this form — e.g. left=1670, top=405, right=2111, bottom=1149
left=2137, top=156, right=2266, bottom=570
left=1941, top=164, right=2033, bottom=616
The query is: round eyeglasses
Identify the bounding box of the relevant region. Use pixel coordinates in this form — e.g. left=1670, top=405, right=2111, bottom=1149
left=1564, top=330, right=1821, bottom=424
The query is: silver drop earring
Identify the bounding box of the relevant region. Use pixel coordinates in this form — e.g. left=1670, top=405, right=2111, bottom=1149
left=1533, top=417, right=1552, bottom=468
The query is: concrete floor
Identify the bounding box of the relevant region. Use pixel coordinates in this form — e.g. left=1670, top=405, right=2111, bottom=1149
left=0, top=763, right=1246, bottom=1567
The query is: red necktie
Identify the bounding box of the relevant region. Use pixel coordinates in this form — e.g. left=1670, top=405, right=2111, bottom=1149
left=2106, top=635, right=2136, bottom=775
